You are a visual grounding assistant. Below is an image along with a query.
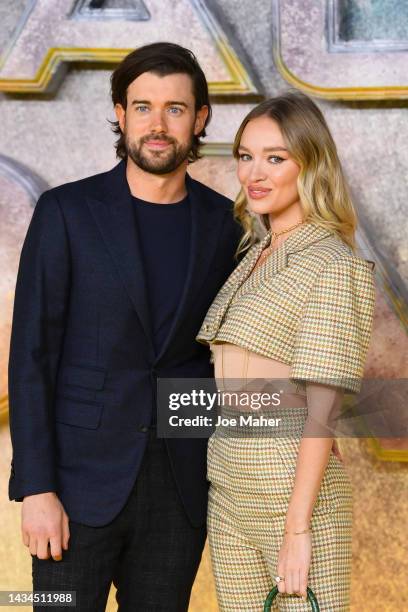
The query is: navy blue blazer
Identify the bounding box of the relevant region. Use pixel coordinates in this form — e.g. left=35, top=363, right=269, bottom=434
left=8, top=160, right=241, bottom=527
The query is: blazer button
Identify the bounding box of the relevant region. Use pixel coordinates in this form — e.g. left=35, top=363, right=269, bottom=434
left=138, top=424, right=149, bottom=433
left=204, top=324, right=210, bottom=331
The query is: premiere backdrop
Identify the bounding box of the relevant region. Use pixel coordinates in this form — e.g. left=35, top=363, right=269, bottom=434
left=0, top=1, right=407, bottom=610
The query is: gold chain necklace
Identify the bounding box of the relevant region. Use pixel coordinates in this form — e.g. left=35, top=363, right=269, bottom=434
left=258, top=220, right=305, bottom=265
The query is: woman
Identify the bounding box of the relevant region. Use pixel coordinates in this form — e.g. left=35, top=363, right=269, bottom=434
left=196, top=92, right=375, bottom=611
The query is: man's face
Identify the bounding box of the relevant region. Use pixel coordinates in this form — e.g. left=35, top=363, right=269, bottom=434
left=115, top=71, right=208, bottom=175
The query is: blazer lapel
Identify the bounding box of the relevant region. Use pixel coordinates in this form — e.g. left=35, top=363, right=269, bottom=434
left=210, top=223, right=335, bottom=325
left=262, top=236, right=288, bottom=277
left=87, top=161, right=155, bottom=358
left=228, top=222, right=334, bottom=291
left=205, top=233, right=270, bottom=327
left=218, top=231, right=272, bottom=297
left=155, top=174, right=228, bottom=363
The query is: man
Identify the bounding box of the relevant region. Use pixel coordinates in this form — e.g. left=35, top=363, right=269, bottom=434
left=8, top=42, right=241, bottom=611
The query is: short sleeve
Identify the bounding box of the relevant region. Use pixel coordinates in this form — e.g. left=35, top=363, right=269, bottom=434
left=290, top=257, right=376, bottom=394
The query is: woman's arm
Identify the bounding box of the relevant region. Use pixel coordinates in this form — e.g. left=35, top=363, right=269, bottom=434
left=277, top=383, right=344, bottom=600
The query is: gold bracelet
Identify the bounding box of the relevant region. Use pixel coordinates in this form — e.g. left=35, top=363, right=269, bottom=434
left=284, top=527, right=311, bottom=535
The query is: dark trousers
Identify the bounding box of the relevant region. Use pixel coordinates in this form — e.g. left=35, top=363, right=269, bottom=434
left=32, top=429, right=207, bottom=611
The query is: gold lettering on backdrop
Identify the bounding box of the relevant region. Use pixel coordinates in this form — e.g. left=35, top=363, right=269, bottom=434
left=0, top=0, right=259, bottom=97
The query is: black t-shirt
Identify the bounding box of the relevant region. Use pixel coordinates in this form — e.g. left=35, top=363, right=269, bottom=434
left=131, top=194, right=191, bottom=354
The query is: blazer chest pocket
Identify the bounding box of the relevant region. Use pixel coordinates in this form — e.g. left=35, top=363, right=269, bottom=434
left=55, top=397, right=103, bottom=430
left=57, top=364, right=107, bottom=402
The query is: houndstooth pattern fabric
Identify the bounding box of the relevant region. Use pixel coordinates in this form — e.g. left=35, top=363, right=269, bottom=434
left=207, top=428, right=353, bottom=611
left=196, top=223, right=375, bottom=394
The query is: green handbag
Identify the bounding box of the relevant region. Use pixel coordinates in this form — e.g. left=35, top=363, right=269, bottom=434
left=264, top=586, right=320, bottom=611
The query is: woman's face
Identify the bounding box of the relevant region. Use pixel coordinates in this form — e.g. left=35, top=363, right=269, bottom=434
left=237, top=116, right=301, bottom=219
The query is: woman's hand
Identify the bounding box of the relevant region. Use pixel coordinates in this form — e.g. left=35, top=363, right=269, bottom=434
left=276, top=531, right=312, bottom=600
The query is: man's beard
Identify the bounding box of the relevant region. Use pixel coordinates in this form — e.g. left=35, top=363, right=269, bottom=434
left=125, top=131, right=194, bottom=175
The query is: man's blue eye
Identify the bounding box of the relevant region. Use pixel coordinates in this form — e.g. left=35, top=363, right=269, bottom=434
left=136, top=106, right=149, bottom=112
left=168, top=107, right=182, bottom=114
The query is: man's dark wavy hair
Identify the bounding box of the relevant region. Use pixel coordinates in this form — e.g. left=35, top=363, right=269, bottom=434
left=110, top=42, right=212, bottom=163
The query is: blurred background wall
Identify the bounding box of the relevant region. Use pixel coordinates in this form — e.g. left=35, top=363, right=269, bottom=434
left=0, top=1, right=407, bottom=610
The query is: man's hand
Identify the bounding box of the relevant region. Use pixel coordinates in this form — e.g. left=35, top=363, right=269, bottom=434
left=22, top=492, right=70, bottom=561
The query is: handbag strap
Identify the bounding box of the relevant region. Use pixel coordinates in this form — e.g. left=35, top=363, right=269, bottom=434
left=263, top=586, right=320, bottom=611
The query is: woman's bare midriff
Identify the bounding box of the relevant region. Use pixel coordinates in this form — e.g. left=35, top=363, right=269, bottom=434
left=210, top=342, right=307, bottom=410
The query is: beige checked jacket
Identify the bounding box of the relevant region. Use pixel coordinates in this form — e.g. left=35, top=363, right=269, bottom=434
left=196, top=222, right=376, bottom=393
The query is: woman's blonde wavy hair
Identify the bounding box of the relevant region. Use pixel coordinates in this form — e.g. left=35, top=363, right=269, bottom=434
left=233, top=91, right=357, bottom=256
